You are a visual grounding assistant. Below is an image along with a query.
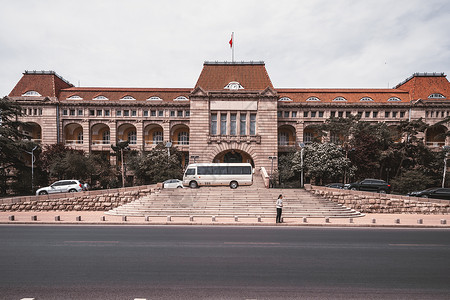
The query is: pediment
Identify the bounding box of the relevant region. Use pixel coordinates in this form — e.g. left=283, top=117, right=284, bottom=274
left=259, top=86, right=277, bottom=97
left=190, top=86, right=208, bottom=97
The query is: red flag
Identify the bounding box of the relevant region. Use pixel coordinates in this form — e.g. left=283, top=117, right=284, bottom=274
left=229, top=34, right=233, bottom=48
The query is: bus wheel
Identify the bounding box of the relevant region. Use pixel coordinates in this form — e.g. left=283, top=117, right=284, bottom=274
left=230, top=181, right=238, bottom=189
left=189, top=181, right=198, bottom=188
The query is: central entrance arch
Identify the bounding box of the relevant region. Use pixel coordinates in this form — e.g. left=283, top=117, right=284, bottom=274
left=213, top=149, right=254, bottom=167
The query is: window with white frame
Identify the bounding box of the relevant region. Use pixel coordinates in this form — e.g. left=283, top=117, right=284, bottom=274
left=67, top=95, right=83, bottom=100
left=153, top=131, right=163, bottom=144
left=333, top=97, right=347, bottom=102
left=306, top=97, right=321, bottom=102
left=147, top=96, right=162, bottom=101
left=278, top=132, right=289, bottom=146
left=224, top=81, right=244, bottom=90
left=93, top=95, right=108, bottom=100
left=387, top=97, right=401, bottom=102
left=360, top=97, right=374, bottom=102
left=128, top=131, right=137, bottom=144
left=120, top=95, right=136, bottom=101
left=428, top=93, right=445, bottom=99
left=174, top=96, right=189, bottom=101
left=22, top=91, right=41, bottom=97
left=178, top=132, right=189, bottom=145
left=278, top=97, right=292, bottom=102
left=211, top=113, right=217, bottom=135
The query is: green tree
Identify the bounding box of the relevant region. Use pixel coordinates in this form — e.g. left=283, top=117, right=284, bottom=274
left=390, top=169, right=436, bottom=194
left=349, top=121, right=392, bottom=179
left=293, top=142, right=354, bottom=185
left=0, top=97, right=39, bottom=195
left=127, top=143, right=184, bottom=184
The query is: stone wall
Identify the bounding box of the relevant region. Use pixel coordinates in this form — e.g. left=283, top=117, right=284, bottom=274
left=306, top=185, right=450, bottom=214
left=0, top=185, right=159, bottom=212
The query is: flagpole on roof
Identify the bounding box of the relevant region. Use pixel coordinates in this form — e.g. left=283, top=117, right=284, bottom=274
left=230, top=32, right=234, bottom=62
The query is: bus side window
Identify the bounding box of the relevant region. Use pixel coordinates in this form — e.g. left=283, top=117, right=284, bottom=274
left=243, top=166, right=251, bottom=174
left=185, top=168, right=195, bottom=176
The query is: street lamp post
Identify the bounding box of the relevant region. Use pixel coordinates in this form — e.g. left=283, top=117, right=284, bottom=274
left=442, top=146, right=450, bottom=188
left=190, top=155, right=199, bottom=164
left=298, top=143, right=305, bottom=188
left=165, top=142, right=172, bottom=159
left=25, top=146, right=37, bottom=193
left=268, top=156, right=277, bottom=188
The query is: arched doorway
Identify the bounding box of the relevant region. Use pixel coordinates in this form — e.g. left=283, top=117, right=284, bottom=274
left=213, top=149, right=254, bottom=167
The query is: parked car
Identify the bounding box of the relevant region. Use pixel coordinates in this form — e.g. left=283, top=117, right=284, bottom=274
left=344, top=179, right=391, bottom=194
left=163, top=179, right=184, bottom=189
left=325, top=183, right=344, bottom=189
left=36, top=180, right=84, bottom=195
left=407, top=188, right=450, bottom=200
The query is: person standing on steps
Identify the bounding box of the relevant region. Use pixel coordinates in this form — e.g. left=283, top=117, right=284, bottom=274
left=276, top=194, right=283, bottom=223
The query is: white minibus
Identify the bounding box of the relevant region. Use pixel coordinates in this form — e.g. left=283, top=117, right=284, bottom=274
left=183, top=163, right=253, bottom=189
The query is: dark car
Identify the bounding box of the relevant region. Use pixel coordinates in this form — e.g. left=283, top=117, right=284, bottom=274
left=325, top=183, right=344, bottom=189
left=407, top=188, right=450, bottom=200
left=344, top=179, right=391, bottom=194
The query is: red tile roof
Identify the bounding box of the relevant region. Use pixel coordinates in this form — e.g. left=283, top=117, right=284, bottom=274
left=58, top=87, right=192, bottom=102
left=195, top=61, right=273, bottom=90
left=394, top=73, right=450, bottom=100
left=8, top=71, right=73, bottom=98
left=276, top=88, right=411, bottom=103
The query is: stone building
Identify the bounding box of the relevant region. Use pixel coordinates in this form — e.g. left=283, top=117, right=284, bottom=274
left=6, top=61, right=450, bottom=171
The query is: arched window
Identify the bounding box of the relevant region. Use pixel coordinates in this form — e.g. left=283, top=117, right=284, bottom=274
left=428, top=93, right=445, bottom=99
left=306, top=97, right=320, bottom=102
left=67, top=95, right=83, bottom=100
left=147, top=96, right=162, bottom=101
left=303, top=132, right=313, bottom=144
left=93, top=95, right=109, bottom=100
left=278, top=132, right=289, bottom=146
left=174, top=96, right=189, bottom=101
left=278, top=97, right=293, bottom=102
left=120, top=95, right=136, bottom=101
left=387, top=97, right=401, bottom=102
left=330, top=132, right=341, bottom=144
left=152, top=131, right=163, bottom=144
left=127, top=131, right=137, bottom=144
left=102, top=131, right=110, bottom=144
left=333, top=97, right=347, bottom=102
left=178, top=132, right=189, bottom=145
left=22, top=90, right=41, bottom=97
left=360, top=97, right=374, bottom=102
left=224, top=81, right=244, bottom=90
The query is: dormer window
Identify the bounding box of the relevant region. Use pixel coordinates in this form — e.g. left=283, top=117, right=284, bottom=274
left=120, top=96, right=136, bottom=101
left=147, top=96, right=163, bottom=101
left=67, top=95, right=83, bottom=100
left=387, top=97, right=401, bottom=102
left=306, top=97, right=320, bottom=102
left=93, top=95, right=109, bottom=100
left=174, top=96, right=189, bottom=101
left=224, top=81, right=244, bottom=90
left=333, top=97, right=347, bottom=102
left=278, top=97, right=292, bottom=102
left=22, top=90, right=41, bottom=97
left=428, top=93, right=445, bottom=99
left=360, top=97, right=374, bottom=102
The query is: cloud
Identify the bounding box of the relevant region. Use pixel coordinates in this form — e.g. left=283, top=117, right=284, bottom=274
left=0, top=0, right=449, bottom=96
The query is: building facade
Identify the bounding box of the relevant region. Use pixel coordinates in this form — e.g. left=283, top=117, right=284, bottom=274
left=6, top=61, right=450, bottom=171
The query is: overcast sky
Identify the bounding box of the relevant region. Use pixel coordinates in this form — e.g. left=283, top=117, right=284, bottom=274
left=1, top=0, right=450, bottom=97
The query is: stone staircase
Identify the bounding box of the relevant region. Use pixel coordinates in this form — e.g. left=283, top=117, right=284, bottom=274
left=107, top=174, right=363, bottom=218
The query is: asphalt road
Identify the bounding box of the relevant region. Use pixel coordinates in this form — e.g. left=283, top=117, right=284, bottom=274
left=0, top=225, right=449, bottom=300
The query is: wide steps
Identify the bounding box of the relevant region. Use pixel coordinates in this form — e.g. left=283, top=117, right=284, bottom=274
left=107, top=181, right=363, bottom=218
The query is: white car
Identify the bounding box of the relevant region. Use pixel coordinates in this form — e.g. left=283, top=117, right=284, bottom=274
left=36, top=180, right=84, bottom=195
left=163, top=179, right=184, bottom=189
